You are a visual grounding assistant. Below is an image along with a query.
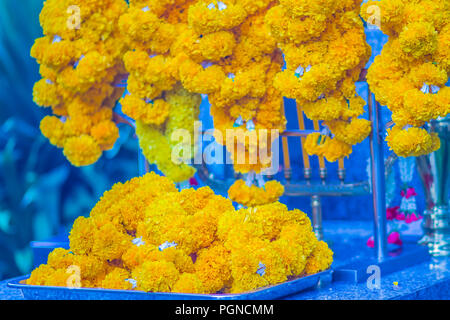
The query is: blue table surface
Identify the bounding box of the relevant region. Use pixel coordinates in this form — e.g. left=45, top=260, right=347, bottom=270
left=1, top=221, right=450, bottom=300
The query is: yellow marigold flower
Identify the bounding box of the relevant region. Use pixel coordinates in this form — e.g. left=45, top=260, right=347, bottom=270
left=161, top=247, right=195, bottom=274
left=118, top=6, right=161, bottom=43
left=305, top=241, right=334, bottom=275
left=195, top=244, right=232, bottom=294
left=304, top=132, right=353, bottom=162
left=101, top=268, right=133, bottom=290
left=229, top=245, right=268, bottom=294
left=270, top=239, right=307, bottom=276
left=33, top=78, right=61, bottom=108
left=403, top=89, right=437, bottom=123
left=66, top=98, right=101, bottom=118
left=27, top=264, right=56, bottom=286
left=407, top=62, right=448, bottom=88
left=120, top=95, right=170, bottom=125
left=91, top=222, right=133, bottom=261
left=172, top=273, right=205, bottom=294
left=303, top=133, right=327, bottom=157
left=90, top=120, right=119, bottom=150
left=91, top=107, right=114, bottom=124
left=326, top=118, right=372, bottom=145
left=435, top=24, right=450, bottom=72
left=122, top=244, right=160, bottom=270
left=436, top=87, right=450, bottom=116
left=198, top=31, right=236, bottom=61
left=73, top=254, right=110, bottom=281
left=63, top=135, right=102, bottom=167
left=323, top=139, right=353, bottom=163
left=69, top=216, right=96, bottom=256
left=46, top=248, right=74, bottom=270
left=164, top=84, right=202, bottom=141
left=132, top=260, right=180, bottom=293
left=44, top=268, right=72, bottom=288
left=386, top=127, right=441, bottom=158
left=40, top=116, right=65, bottom=148
left=279, top=222, right=318, bottom=266
left=302, top=95, right=347, bottom=121
left=30, top=37, right=76, bottom=69
left=187, top=1, right=248, bottom=34
left=255, top=246, right=288, bottom=286
left=178, top=187, right=216, bottom=215
left=399, top=22, right=438, bottom=59
left=63, top=116, right=93, bottom=137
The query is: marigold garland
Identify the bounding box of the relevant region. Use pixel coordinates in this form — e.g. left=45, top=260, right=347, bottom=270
left=27, top=173, right=333, bottom=294
left=361, top=0, right=450, bottom=157
left=267, top=0, right=372, bottom=162
left=32, top=0, right=378, bottom=179
left=31, top=0, right=128, bottom=166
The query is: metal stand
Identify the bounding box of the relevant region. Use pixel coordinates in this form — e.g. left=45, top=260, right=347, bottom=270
left=311, top=195, right=323, bottom=241
left=369, top=93, right=388, bottom=262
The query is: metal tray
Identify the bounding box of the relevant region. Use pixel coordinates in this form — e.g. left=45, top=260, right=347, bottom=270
left=8, top=270, right=331, bottom=300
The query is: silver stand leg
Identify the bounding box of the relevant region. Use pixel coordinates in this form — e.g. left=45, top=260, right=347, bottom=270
left=311, top=195, right=324, bottom=241
left=368, top=92, right=388, bottom=262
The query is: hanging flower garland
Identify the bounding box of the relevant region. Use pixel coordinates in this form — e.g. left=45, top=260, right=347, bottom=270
left=117, top=1, right=287, bottom=183
left=361, top=0, right=450, bottom=158
left=32, top=1, right=376, bottom=187
left=267, top=0, right=372, bottom=162
left=31, top=0, right=129, bottom=166
left=118, top=0, right=288, bottom=190
left=26, top=173, right=333, bottom=294
left=182, top=0, right=287, bottom=176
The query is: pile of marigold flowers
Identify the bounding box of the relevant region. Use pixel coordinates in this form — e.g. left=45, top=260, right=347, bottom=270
left=27, top=173, right=333, bottom=294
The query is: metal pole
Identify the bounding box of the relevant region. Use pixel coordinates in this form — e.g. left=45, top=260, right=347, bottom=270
left=368, top=89, right=388, bottom=261
left=311, top=195, right=324, bottom=241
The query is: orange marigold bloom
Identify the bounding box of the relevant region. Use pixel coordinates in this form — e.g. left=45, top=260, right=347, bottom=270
left=63, top=135, right=102, bottom=167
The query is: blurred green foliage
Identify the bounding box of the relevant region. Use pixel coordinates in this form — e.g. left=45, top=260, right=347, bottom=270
left=0, top=0, right=139, bottom=280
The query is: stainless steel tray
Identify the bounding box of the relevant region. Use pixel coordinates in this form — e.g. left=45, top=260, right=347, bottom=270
left=8, top=270, right=331, bottom=300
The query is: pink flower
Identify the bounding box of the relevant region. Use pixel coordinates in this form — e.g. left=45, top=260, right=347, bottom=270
left=395, top=212, right=406, bottom=221
left=367, top=237, right=375, bottom=248
left=387, top=206, right=400, bottom=220
left=405, top=212, right=421, bottom=224
left=401, top=187, right=417, bottom=199
left=189, top=177, right=199, bottom=186
left=388, top=232, right=403, bottom=246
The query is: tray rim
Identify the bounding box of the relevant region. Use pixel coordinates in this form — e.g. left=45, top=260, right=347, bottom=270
left=8, top=269, right=332, bottom=300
